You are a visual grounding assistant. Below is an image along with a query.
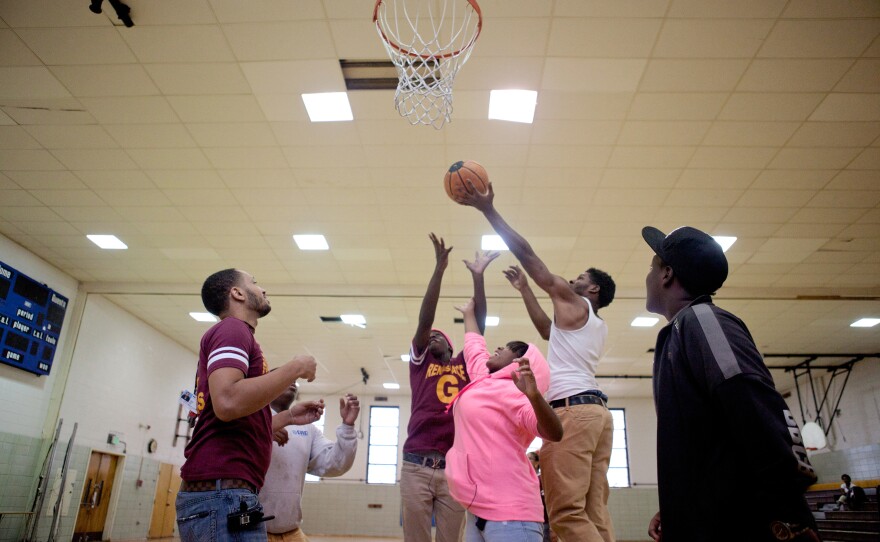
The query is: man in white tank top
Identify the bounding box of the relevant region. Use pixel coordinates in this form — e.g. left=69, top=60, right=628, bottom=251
left=459, top=182, right=617, bottom=542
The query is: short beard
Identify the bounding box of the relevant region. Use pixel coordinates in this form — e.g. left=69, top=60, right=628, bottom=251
left=247, top=289, right=271, bottom=317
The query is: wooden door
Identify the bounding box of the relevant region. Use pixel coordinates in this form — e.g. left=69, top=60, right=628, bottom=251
left=73, top=452, right=118, bottom=541
left=148, top=463, right=181, bottom=538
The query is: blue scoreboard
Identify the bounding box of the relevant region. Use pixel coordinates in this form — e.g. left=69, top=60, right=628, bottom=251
left=0, top=260, right=68, bottom=376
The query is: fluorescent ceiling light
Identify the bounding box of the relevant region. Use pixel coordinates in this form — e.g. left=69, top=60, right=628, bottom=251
left=301, top=92, right=353, bottom=122
left=87, top=234, right=127, bottom=250
left=341, top=314, right=366, bottom=328
left=293, top=234, right=329, bottom=250
left=631, top=317, right=660, bottom=327
left=401, top=354, right=411, bottom=362
left=489, top=89, right=537, bottom=124
left=850, top=318, right=880, bottom=328
left=189, top=312, right=218, bottom=322
left=383, top=382, right=400, bottom=390
left=712, top=236, right=737, bottom=253
left=485, top=316, right=500, bottom=327
left=482, top=235, right=509, bottom=251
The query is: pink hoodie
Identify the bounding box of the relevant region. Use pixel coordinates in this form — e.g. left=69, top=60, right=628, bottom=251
left=444, top=332, right=551, bottom=522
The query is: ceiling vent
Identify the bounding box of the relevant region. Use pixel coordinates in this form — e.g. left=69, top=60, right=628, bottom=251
left=340, top=60, right=398, bottom=90
left=320, top=316, right=342, bottom=322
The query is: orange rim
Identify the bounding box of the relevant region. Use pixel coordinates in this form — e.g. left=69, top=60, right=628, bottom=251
left=373, top=0, right=482, bottom=61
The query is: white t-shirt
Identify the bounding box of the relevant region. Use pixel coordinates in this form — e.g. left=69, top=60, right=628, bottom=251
left=545, top=297, right=607, bottom=402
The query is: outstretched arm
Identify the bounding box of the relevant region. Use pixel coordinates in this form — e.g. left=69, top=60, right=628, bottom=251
left=512, top=358, right=563, bottom=442
left=454, top=298, right=479, bottom=335
left=463, top=251, right=500, bottom=335
left=414, top=233, right=453, bottom=350
left=458, top=183, right=573, bottom=300
left=504, top=265, right=551, bottom=340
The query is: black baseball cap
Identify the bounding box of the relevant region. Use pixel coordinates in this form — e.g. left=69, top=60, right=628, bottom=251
left=642, top=226, right=728, bottom=296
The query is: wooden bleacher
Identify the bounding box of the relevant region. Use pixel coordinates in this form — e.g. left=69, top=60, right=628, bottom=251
left=805, top=479, right=879, bottom=542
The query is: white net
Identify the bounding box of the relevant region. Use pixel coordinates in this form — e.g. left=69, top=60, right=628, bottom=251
left=374, top=0, right=482, bottom=129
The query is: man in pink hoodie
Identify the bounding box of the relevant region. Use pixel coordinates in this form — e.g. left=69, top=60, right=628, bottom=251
left=445, top=290, right=563, bottom=542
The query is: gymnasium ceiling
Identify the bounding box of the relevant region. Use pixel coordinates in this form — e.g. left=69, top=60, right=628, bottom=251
left=0, top=0, right=878, bottom=398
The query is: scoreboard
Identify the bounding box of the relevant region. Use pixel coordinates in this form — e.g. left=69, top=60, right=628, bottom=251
left=0, top=259, right=68, bottom=376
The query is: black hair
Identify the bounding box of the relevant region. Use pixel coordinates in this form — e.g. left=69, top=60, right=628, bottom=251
left=507, top=341, right=529, bottom=357
left=842, top=474, right=851, bottom=481
left=201, top=268, right=241, bottom=316
left=588, top=267, right=616, bottom=309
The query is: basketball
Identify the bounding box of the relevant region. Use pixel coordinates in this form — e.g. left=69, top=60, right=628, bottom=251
left=444, top=160, right=489, bottom=203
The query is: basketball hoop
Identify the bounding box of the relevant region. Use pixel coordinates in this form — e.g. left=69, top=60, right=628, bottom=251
left=373, top=0, right=482, bottom=129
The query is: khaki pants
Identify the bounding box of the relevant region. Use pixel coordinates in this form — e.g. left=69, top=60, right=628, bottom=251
left=400, top=460, right=465, bottom=542
left=541, top=403, right=615, bottom=542
left=268, top=527, right=308, bottom=542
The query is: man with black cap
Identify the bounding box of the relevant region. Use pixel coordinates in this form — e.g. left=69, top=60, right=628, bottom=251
left=641, top=226, right=820, bottom=542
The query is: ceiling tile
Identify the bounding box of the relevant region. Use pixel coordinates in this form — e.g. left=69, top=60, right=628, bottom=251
left=24, top=125, right=118, bottom=149
left=608, top=146, right=695, bottom=168
left=241, top=60, right=346, bottom=94
left=811, top=94, right=880, bottom=122
left=848, top=147, right=880, bottom=169
left=455, top=57, right=545, bottom=90
left=51, top=149, right=138, bottom=170
left=144, top=63, right=252, bottom=95
left=127, top=0, right=217, bottom=25
left=719, top=93, right=825, bottom=121
left=29, top=189, right=105, bottom=206
left=223, top=21, right=336, bottom=61
left=532, top=121, right=621, bottom=146
left=0, top=149, right=65, bottom=170
left=666, top=0, right=786, bottom=18
left=758, top=20, right=879, bottom=58
left=0, top=0, right=105, bottom=27
left=127, top=148, right=213, bottom=170
left=1, top=99, right=95, bottom=125
left=542, top=59, right=647, bottom=92
left=0, top=126, right=41, bottom=149
left=737, top=189, right=816, bottom=207
left=618, top=121, right=710, bottom=146
left=99, top=189, right=174, bottom=207
left=163, top=188, right=240, bottom=206
left=535, top=92, right=632, bottom=120
left=80, top=96, right=180, bottom=124
left=834, top=59, right=880, bottom=93
left=282, top=146, right=367, bottom=169
left=555, top=0, right=670, bottom=17
left=527, top=145, right=612, bottom=168
left=188, top=122, right=277, bottom=147
left=738, top=59, right=853, bottom=92
left=146, top=170, right=225, bottom=189
left=104, top=123, right=197, bottom=148
left=74, top=170, right=155, bottom=190
left=254, top=94, right=310, bottom=122
left=0, top=67, right=71, bottom=99
left=477, top=17, right=552, bottom=57
left=219, top=169, right=296, bottom=188
left=49, top=65, right=160, bottom=97
left=782, top=1, right=880, bottom=18
left=16, top=27, right=136, bottom=64
left=328, top=19, right=387, bottom=60
left=664, top=188, right=742, bottom=207
left=212, top=0, right=327, bottom=22
left=788, top=122, right=880, bottom=147
left=122, top=26, right=235, bottom=63
left=628, top=93, right=728, bottom=120
left=548, top=18, right=660, bottom=58
left=639, top=59, right=749, bottom=92
left=676, top=168, right=759, bottom=189
left=750, top=169, right=836, bottom=190
left=703, top=121, right=799, bottom=146
left=689, top=146, right=778, bottom=169
left=828, top=170, right=880, bottom=190
left=204, top=147, right=288, bottom=169
left=7, top=170, right=86, bottom=190
left=654, top=19, right=772, bottom=58
left=0, top=30, right=41, bottom=66
left=807, top=190, right=880, bottom=208
left=769, top=148, right=861, bottom=170
left=167, top=95, right=267, bottom=122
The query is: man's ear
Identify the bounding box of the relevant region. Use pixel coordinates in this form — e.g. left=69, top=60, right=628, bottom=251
left=661, top=265, right=675, bottom=288
left=587, top=283, right=600, bottom=295
left=230, top=285, right=246, bottom=302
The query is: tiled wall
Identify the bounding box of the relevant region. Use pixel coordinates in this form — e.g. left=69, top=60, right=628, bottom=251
left=810, top=443, right=880, bottom=484
left=298, top=481, right=656, bottom=541
left=0, top=432, right=42, bottom=542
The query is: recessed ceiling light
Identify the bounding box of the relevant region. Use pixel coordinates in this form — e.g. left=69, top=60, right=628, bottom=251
left=383, top=382, right=400, bottom=390
left=631, top=317, right=660, bottom=327
left=293, top=234, right=329, bottom=250
left=712, top=236, right=737, bottom=253
left=301, top=92, right=353, bottom=122
left=850, top=318, right=880, bottom=328
left=87, top=234, right=127, bottom=250
left=482, top=235, right=509, bottom=251
left=485, top=316, right=500, bottom=327
left=341, top=314, right=366, bottom=328
left=488, top=89, right=538, bottom=124
left=189, top=312, right=218, bottom=322
left=401, top=354, right=411, bottom=362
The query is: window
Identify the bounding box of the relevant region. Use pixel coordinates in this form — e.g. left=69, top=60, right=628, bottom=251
left=608, top=408, right=630, bottom=487
left=367, top=406, right=399, bottom=484
left=527, top=407, right=630, bottom=488
left=304, top=412, right=326, bottom=483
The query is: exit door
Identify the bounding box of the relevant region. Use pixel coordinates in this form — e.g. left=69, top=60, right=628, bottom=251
left=73, top=451, right=119, bottom=542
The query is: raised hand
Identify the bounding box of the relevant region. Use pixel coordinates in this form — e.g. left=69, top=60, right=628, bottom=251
left=503, top=265, right=528, bottom=291
left=340, top=393, right=360, bottom=426
left=290, top=355, right=317, bottom=382
left=454, top=297, right=475, bottom=315
left=463, top=250, right=500, bottom=275
left=457, top=180, right=495, bottom=212
left=289, top=399, right=324, bottom=426
left=430, top=233, right=453, bottom=271
left=273, top=428, right=290, bottom=446
left=511, top=357, right=539, bottom=398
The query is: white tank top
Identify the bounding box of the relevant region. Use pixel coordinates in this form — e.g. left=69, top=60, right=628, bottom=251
left=545, top=297, right=607, bottom=402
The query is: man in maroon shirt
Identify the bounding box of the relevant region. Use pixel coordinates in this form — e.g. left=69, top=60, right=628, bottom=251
left=177, top=268, right=320, bottom=542
left=400, top=234, right=498, bottom=542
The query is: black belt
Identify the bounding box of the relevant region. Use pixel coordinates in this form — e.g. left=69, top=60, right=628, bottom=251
left=549, top=393, right=607, bottom=409
left=180, top=478, right=257, bottom=493
left=403, top=452, right=446, bottom=469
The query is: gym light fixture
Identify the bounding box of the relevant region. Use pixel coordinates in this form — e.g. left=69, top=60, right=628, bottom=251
left=87, top=234, right=127, bottom=250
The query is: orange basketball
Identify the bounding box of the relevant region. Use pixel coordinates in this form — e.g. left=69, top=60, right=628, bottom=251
left=444, top=160, right=489, bottom=204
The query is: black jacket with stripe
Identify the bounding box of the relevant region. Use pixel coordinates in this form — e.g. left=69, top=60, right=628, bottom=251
left=653, top=296, right=817, bottom=542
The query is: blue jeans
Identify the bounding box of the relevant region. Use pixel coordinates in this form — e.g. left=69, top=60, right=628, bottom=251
left=465, top=512, right=543, bottom=542
left=176, top=488, right=267, bottom=542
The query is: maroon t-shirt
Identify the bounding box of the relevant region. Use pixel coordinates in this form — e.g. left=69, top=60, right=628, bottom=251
left=181, top=317, right=271, bottom=489
left=403, top=342, right=469, bottom=455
